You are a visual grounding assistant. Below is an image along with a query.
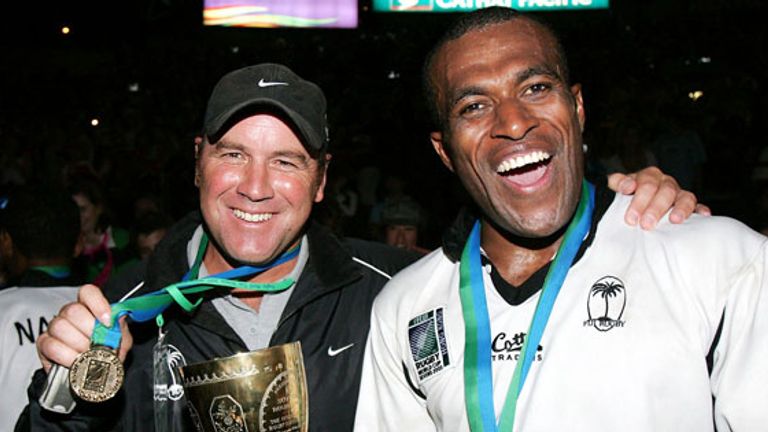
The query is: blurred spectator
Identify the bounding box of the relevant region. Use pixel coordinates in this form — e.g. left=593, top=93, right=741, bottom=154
left=68, top=177, right=135, bottom=287
left=332, top=172, right=359, bottom=220
left=133, top=191, right=168, bottom=221
left=369, top=173, right=410, bottom=231
left=133, top=210, right=174, bottom=260
left=325, top=167, right=361, bottom=236
left=381, top=196, right=430, bottom=255
left=0, top=187, right=84, bottom=431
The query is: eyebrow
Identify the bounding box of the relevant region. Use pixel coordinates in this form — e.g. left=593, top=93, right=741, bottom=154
left=449, top=85, right=486, bottom=109
left=517, top=66, right=562, bottom=83
left=214, top=140, right=246, bottom=152
left=273, top=150, right=310, bottom=162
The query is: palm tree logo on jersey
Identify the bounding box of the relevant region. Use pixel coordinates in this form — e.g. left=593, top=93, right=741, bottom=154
left=585, top=276, right=627, bottom=331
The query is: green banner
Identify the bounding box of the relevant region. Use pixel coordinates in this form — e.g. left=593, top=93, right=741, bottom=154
left=372, top=0, right=609, bottom=12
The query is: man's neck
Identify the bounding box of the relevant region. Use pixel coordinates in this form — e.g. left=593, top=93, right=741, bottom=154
left=480, top=219, right=566, bottom=287
left=203, top=245, right=299, bottom=312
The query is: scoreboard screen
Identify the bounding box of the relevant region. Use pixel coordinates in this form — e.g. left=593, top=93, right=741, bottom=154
left=204, top=0, right=358, bottom=28
left=372, top=0, right=609, bottom=12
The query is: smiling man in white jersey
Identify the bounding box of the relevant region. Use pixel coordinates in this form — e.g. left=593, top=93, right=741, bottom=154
left=355, top=7, right=768, bottom=432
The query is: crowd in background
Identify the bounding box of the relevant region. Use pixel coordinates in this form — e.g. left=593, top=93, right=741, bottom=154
left=1, top=1, right=766, bottom=287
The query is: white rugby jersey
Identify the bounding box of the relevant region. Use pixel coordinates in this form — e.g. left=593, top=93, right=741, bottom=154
left=0, top=285, right=79, bottom=431
left=355, top=193, right=768, bottom=432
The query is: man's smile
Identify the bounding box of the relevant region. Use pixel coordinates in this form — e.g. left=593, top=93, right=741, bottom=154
left=496, top=150, right=553, bottom=188
left=232, top=208, right=274, bottom=223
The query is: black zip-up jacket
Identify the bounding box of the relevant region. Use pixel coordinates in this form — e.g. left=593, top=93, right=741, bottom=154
left=21, top=212, right=418, bottom=431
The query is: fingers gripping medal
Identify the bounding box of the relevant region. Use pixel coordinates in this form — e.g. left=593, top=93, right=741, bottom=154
left=69, top=319, right=125, bottom=402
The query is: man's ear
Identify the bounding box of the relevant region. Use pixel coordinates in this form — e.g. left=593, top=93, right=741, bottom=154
left=431, top=132, right=455, bottom=172
left=570, top=83, right=586, bottom=133
left=194, top=136, right=202, bottom=187
left=313, top=153, right=332, bottom=203
left=194, top=135, right=203, bottom=159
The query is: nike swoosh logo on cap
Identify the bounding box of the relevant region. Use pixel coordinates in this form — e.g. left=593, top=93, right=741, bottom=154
left=327, top=343, right=355, bottom=357
left=258, top=79, right=289, bottom=88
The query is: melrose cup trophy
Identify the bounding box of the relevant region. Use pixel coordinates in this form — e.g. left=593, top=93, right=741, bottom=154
left=179, top=342, right=308, bottom=432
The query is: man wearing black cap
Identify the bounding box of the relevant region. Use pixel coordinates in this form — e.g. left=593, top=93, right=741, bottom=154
left=24, top=63, right=700, bottom=431
left=23, top=63, right=416, bottom=431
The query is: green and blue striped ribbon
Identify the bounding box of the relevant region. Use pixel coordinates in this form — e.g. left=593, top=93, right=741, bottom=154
left=460, top=180, right=595, bottom=431
left=91, top=232, right=299, bottom=349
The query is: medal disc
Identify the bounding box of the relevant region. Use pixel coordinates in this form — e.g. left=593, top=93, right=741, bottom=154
left=69, top=346, right=125, bottom=403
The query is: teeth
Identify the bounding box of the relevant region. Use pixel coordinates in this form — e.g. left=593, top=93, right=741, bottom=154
left=497, top=151, right=551, bottom=173
left=233, top=209, right=273, bottom=222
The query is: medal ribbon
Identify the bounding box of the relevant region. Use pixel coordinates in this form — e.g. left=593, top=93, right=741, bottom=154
left=460, top=180, right=594, bottom=431
left=91, top=232, right=300, bottom=350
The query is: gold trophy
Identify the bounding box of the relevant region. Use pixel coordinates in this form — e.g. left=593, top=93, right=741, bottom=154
left=179, top=342, right=308, bottom=432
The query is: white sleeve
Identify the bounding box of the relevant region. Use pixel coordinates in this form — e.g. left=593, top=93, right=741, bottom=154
left=711, top=240, right=768, bottom=431
left=354, top=298, right=437, bottom=432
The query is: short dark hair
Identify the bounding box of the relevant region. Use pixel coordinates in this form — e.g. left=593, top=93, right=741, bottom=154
left=0, top=187, right=81, bottom=259
left=422, top=7, right=570, bottom=130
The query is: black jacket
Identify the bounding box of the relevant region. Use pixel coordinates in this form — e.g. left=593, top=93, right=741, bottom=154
left=22, top=212, right=418, bottom=431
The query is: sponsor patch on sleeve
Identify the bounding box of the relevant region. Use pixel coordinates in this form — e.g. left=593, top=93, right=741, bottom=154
left=408, top=307, right=450, bottom=381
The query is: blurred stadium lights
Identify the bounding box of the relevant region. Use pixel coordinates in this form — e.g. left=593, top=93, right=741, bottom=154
left=688, top=90, right=704, bottom=102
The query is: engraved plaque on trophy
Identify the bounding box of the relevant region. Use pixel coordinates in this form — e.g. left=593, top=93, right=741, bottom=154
left=179, top=342, right=308, bottom=432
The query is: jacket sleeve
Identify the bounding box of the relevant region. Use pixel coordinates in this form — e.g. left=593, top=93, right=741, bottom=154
left=354, top=296, right=437, bottom=432
left=711, top=239, right=768, bottom=431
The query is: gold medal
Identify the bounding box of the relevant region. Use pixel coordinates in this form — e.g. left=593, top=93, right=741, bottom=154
left=69, top=345, right=125, bottom=403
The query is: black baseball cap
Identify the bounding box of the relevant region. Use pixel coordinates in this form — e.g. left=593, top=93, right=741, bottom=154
left=203, top=63, right=329, bottom=151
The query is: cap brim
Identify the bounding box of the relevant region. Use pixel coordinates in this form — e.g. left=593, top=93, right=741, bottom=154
left=205, top=98, right=323, bottom=151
